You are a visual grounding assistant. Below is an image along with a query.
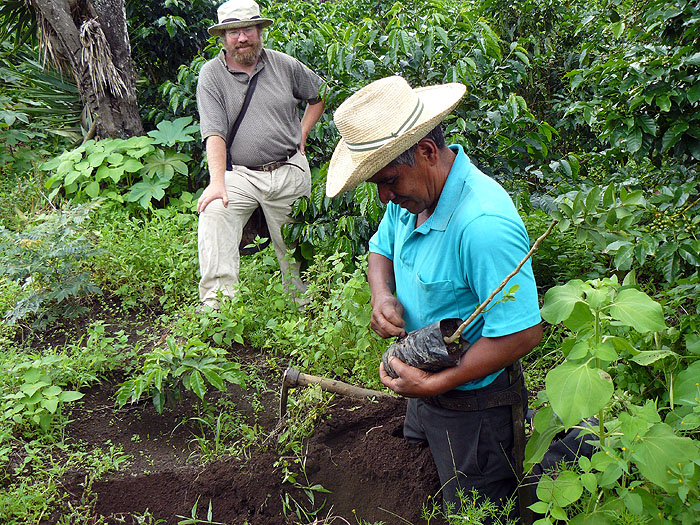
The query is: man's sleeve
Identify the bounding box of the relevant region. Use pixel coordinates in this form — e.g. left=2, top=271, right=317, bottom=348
left=290, top=57, right=323, bottom=104
left=460, top=214, right=540, bottom=338
left=368, top=204, right=397, bottom=261
left=196, top=66, right=228, bottom=144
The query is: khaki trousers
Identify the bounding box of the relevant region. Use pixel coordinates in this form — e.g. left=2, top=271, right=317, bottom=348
left=197, top=150, right=311, bottom=307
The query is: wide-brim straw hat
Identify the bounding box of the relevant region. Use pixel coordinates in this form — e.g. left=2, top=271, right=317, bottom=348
left=208, top=0, right=273, bottom=36
left=326, top=76, right=466, bottom=198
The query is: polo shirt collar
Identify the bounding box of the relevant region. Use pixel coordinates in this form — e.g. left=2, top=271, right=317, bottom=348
left=417, top=144, right=468, bottom=233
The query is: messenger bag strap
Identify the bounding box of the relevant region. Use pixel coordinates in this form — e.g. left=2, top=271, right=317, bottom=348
left=225, top=72, right=259, bottom=171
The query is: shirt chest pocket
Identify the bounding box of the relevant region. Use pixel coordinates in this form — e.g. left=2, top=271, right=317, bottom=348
left=415, top=276, right=459, bottom=328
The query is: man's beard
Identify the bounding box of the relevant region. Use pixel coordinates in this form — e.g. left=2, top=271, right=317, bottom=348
left=227, top=38, right=263, bottom=66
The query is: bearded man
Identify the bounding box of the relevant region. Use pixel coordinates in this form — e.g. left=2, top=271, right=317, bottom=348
left=196, top=0, right=325, bottom=308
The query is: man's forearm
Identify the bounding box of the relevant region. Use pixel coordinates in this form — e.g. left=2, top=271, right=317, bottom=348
left=368, top=252, right=396, bottom=304
left=301, top=100, right=325, bottom=140
left=205, top=135, right=227, bottom=184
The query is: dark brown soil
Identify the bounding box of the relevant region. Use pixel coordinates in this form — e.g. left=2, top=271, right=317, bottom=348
left=59, top=348, right=440, bottom=525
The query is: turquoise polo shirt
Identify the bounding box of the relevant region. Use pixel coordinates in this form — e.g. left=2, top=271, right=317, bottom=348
left=369, top=145, right=540, bottom=390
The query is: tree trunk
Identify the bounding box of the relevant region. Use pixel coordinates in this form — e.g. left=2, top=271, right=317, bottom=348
left=28, top=0, right=144, bottom=138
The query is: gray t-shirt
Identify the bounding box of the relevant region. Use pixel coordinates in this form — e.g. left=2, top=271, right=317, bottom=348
left=197, top=48, right=322, bottom=166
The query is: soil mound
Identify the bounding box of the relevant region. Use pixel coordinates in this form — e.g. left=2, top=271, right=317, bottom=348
left=64, top=390, right=439, bottom=524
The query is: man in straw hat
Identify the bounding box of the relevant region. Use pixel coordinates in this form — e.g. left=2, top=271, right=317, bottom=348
left=196, top=0, right=325, bottom=308
left=326, top=75, right=542, bottom=517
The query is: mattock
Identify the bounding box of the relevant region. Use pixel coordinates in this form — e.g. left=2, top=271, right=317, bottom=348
left=279, top=367, right=390, bottom=419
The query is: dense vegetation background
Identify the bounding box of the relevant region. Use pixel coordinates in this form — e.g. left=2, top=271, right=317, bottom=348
left=0, top=0, right=698, bottom=523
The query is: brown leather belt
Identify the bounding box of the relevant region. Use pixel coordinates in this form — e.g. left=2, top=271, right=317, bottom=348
left=246, top=151, right=299, bottom=172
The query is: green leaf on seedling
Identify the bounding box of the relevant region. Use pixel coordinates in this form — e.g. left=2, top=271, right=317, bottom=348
left=147, top=116, right=198, bottom=146
left=673, top=361, right=700, bottom=406
left=190, top=370, right=206, bottom=400
left=581, top=472, right=597, bottom=493
left=631, top=423, right=698, bottom=492
left=546, top=361, right=613, bottom=428
left=686, top=333, right=700, bottom=355
left=58, top=390, right=84, bottom=402
left=630, top=349, right=677, bottom=366
left=537, top=470, right=583, bottom=507
left=41, top=397, right=59, bottom=414
left=609, top=289, right=666, bottom=333
left=564, top=302, right=595, bottom=332
left=153, top=389, right=165, bottom=414
left=592, top=340, right=617, bottom=361
left=541, top=280, right=587, bottom=324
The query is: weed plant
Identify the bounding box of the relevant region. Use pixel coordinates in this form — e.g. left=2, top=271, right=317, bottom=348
left=0, top=201, right=102, bottom=328
left=90, top=204, right=198, bottom=310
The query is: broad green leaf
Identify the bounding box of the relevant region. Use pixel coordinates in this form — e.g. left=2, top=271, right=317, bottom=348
left=537, top=471, right=583, bottom=506
left=688, top=82, right=700, bottom=104
left=630, top=349, right=677, bottom=366
left=42, top=385, right=62, bottom=397
left=541, top=280, right=587, bottom=325
left=41, top=397, right=59, bottom=414
left=546, top=361, right=614, bottom=428
left=686, top=333, right=700, bottom=355
left=85, top=181, right=100, bottom=199
left=580, top=472, right=597, bottom=493
left=613, top=243, right=634, bottom=270
left=127, top=179, right=169, bottom=208
left=147, top=117, right=198, bottom=146
left=631, top=423, right=699, bottom=492
left=202, top=369, right=225, bottom=392
left=189, top=370, right=206, bottom=400
left=524, top=423, right=565, bottom=469
left=636, top=115, right=657, bottom=136
left=609, top=288, right=666, bottom=333
left=563, top=301, right=595, bottom=332
left=656, top=95, right=671, bottom=112
left=625, top=128, right=642, bottom=153
left=592, top=340, right=617, bottom=361
left=20, top=380, right=50, bottom=397
left=674, top=361, right=700, bottom=406
left=623, top=493, right=643, bottom=515
left=58, top=390, right=84, bottom=402
left=122, top=158, right=144, bottom=173
left=153, top=389, right=165, bottom=414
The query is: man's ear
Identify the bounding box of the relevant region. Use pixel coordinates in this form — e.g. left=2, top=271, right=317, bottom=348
left=415, top=138, right=439, bottom=165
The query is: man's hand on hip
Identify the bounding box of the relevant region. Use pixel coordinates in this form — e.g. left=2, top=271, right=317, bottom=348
left=370, top=294, right=407, bottom=338
left=197, top=181, right=228, bottom=213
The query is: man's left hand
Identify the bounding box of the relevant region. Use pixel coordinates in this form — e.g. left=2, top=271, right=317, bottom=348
left=379, top=357, right=437, bottom=398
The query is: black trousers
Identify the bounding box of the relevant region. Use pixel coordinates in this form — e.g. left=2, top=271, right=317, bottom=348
left=404, top=370, right=522, bottom=515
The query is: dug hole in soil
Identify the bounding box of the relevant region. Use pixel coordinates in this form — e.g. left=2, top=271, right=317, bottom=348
left=61, top=344, right=440, bottom=524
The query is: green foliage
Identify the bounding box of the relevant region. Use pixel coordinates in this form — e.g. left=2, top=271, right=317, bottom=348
left=41, top=118, right=198, bottom=210
left=561, top=0, right=700, bottom=164
left=551, top=177, right=700, bottom=283
left=0, top=202, right=101, bottom=328
left=2, top=357, right=83, bottom=433
left=115, top=336, right=248, bottom=414
left=284, top=168, right=384, bottom=267
left=265, top=252, right=385, bottom=386
left=90, top=205, right=199, bottom=309
left=528, top=273, right=700, bottom=523
left=0, top=42, right=81, bottom=178
left=422, top=487, right=517, bottom=524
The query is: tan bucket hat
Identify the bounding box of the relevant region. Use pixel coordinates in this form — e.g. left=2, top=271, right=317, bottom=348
left=326, top=76, right=466, bottom=198
left=208, top=0, right=273, bottom=36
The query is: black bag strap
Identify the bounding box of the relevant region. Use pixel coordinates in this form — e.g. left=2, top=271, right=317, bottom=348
left=225, top=72, right=259, bottom=171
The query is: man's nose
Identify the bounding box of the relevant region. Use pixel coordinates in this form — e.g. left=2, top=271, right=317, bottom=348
left=377, top=186, right=394, bottom=204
